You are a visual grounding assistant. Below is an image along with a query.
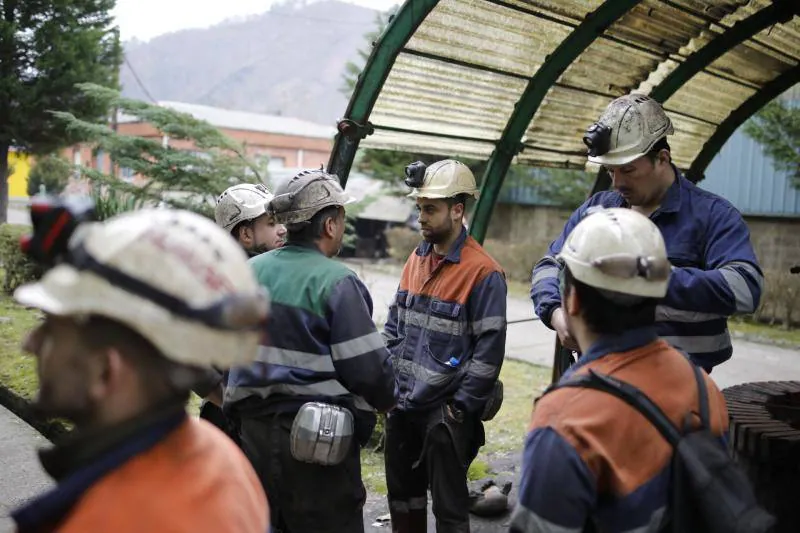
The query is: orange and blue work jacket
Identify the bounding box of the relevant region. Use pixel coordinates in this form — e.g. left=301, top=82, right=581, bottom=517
left=511, top=326, right=729, bottom=533
left=12, top=408, right=269, bottom=533
left=383, top=226, right=507, bottom=414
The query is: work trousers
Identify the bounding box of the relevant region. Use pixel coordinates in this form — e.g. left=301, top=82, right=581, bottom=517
left=239, top=413, right=366, bottom=533
left=199, top=401, right=241, bottom=447
left=385, top=407, right=484, bottom=533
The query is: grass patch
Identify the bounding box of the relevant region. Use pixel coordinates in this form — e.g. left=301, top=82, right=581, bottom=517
left=0, top=294, right=41, bottom=401
left=728, top=317, right=800, bottom=348
left=506, top=279, right=531, bottom=301
left=468, top=459, right=492, bottom=481
left=360, top=359, right=550, bottom=495
left=0, top=293, right=204, bottom=427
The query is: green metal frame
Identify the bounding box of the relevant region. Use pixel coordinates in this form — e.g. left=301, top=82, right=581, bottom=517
left=650, top=0, right=798, bottom=103
left=327, top=0, right=439, bottom=187
left=467, top=0, right=643, bottom=244
left=687, top=64, right=800, bottom=183
left=327, top=0, right=798, bottom=246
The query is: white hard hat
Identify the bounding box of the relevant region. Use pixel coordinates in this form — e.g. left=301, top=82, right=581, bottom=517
left=558, top=208, right=670, bottom=299
left=406, top=160, right=480, bottom=200
left=14, top=209, right=269, bottom=369
left=584, top=94, right=674, bottom=166
left=215, top=183, right=274, bottom=232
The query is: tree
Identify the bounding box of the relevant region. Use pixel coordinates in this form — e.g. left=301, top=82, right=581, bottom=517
left=525, top=167, right=596, bottom=209
left=744, top=99, right=800, bottom=189
left=53, top=83, right=267, bottom=219
left=26, top=154, right=71, bottom=196
left=0, top=0, right=122, bottom=222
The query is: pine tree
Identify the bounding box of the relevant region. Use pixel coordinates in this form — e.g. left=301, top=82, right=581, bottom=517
left=53, top=83, right=267, bottom=219
left=744, top=98, right=800, bottom=189
left=0, top=0, right=121, bottom=222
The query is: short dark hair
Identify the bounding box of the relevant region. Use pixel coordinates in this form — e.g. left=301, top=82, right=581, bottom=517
left=645, top=137, right=671, bottom=163
left=286, top=205, right=342, bottom=244
left=230, top=219, right=253, bottom=240
left=563, top=266, right=657, bottom=336
left=445, top=193, right=470, bottom=211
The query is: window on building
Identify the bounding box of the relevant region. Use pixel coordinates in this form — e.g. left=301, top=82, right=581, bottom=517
left=268, top=157, right=286, bottom=170
left=120, top=167, right=134, bottom=182
left=95, top=150, right=106, bottom=173
left=72, top=149, right=82, bottom=179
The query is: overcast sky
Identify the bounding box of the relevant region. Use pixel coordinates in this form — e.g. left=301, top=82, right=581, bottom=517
left=112, top=0, right=399, bottom=42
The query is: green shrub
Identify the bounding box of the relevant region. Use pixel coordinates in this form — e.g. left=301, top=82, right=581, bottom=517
left=385, top=226, right=419, bottom=263
left=0, top=224, right=43, bottom=294
left=26, top=154, right=71, bottom=196
left=90, top=186, right=139, bottom=221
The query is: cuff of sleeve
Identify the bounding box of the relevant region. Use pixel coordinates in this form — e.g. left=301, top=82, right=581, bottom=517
left=539, top=303, right=558, bottom=330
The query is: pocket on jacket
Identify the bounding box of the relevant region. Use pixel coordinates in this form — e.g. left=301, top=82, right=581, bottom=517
left=667, top=241, right=702, bottom=268
left=424, top=299, right=465, bottom=369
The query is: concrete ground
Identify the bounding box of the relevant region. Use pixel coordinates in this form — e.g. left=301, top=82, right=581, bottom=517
left=1, top=212, right=798, bottom=531
left=0, top=407, right=52, bottom=533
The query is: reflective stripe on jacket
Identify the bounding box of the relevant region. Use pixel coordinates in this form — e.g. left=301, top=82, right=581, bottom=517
left=384, top=226, right=507, bottom=413
left=510, top=327, right=729, bottom=533
left=531, top=171, right=763, bottom=369
left=226, top=244, right=397, bottom=416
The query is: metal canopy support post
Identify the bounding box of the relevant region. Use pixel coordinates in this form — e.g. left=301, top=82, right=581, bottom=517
left=326, top=0, right=439, bottom=188
left=650, top=0, right=799, bottom=103
left=687, top=64, right=800, bottom=183
left=468, top=0, right=643, bottom=245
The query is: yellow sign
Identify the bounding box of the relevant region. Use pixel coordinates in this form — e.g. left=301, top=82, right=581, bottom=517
left=8, top=150, right=30, bottom=198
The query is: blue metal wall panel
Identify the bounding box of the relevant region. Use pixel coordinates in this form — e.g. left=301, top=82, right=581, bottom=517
left=699, top=128, right=800, bottom=218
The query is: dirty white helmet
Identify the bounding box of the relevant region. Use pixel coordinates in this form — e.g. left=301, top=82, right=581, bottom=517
left=14, top=208, right=269, bottom=369
left=558, top=207, right=670, bottom=299
left=215, top=183, right=274, bottom=232
left=584, top=94, right=674, bottom=166
left=406, top=159, right=480, bottom=199
left=266, top=169, right=356, bottom=226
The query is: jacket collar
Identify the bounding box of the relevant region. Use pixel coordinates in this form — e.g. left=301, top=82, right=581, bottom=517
left=562, top=325, right=660, bottom=379
left=13, top=403, right=186, bottom=532
left=415, top=225, right=468, bottom=264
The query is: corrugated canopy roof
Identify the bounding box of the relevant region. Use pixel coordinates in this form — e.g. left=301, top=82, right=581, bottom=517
left=328, top=0, right=800, bottom=241
left=366, top=0, right=799, bottom=169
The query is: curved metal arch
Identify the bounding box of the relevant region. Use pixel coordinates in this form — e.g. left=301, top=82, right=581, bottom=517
left=467, top=0, right=643, bottom=244
left=687, top=64, right=800, bottom=183
left=326, top=0, right=439, bottom=188
left=650, top=0, right=799, bottom=103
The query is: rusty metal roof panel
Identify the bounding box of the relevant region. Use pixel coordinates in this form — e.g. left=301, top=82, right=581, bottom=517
left=357, top=0, right=800, bottom=176
left=363, top=129, right=494, bottom=160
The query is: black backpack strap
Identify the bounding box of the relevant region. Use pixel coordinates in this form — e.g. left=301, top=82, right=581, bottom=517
left=545, top=370, right=682, bottom=447
left=689, top=363, right=710, bottom=429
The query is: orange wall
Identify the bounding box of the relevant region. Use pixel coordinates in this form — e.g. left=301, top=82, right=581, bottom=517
left=60, top=120, right=333, bottom=191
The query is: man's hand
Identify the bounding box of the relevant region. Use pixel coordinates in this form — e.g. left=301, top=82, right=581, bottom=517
left=446, top=402, right=465, bottom=424
left=551, top=307, right=579, bottom=351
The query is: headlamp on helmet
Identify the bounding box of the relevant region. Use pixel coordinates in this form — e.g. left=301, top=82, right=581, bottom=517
left=404, top=161, right=427, bottom=188
left=583, top=122, right=612, bottom=158
left=20, top=195, right=97, bottom=268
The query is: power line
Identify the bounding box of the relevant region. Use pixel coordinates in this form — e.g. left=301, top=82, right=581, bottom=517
left=123, top=55, right=157, bottom=103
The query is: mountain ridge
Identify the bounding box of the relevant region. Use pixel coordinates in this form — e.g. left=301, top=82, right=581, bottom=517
left=120, top=0, right=383, bottom=125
